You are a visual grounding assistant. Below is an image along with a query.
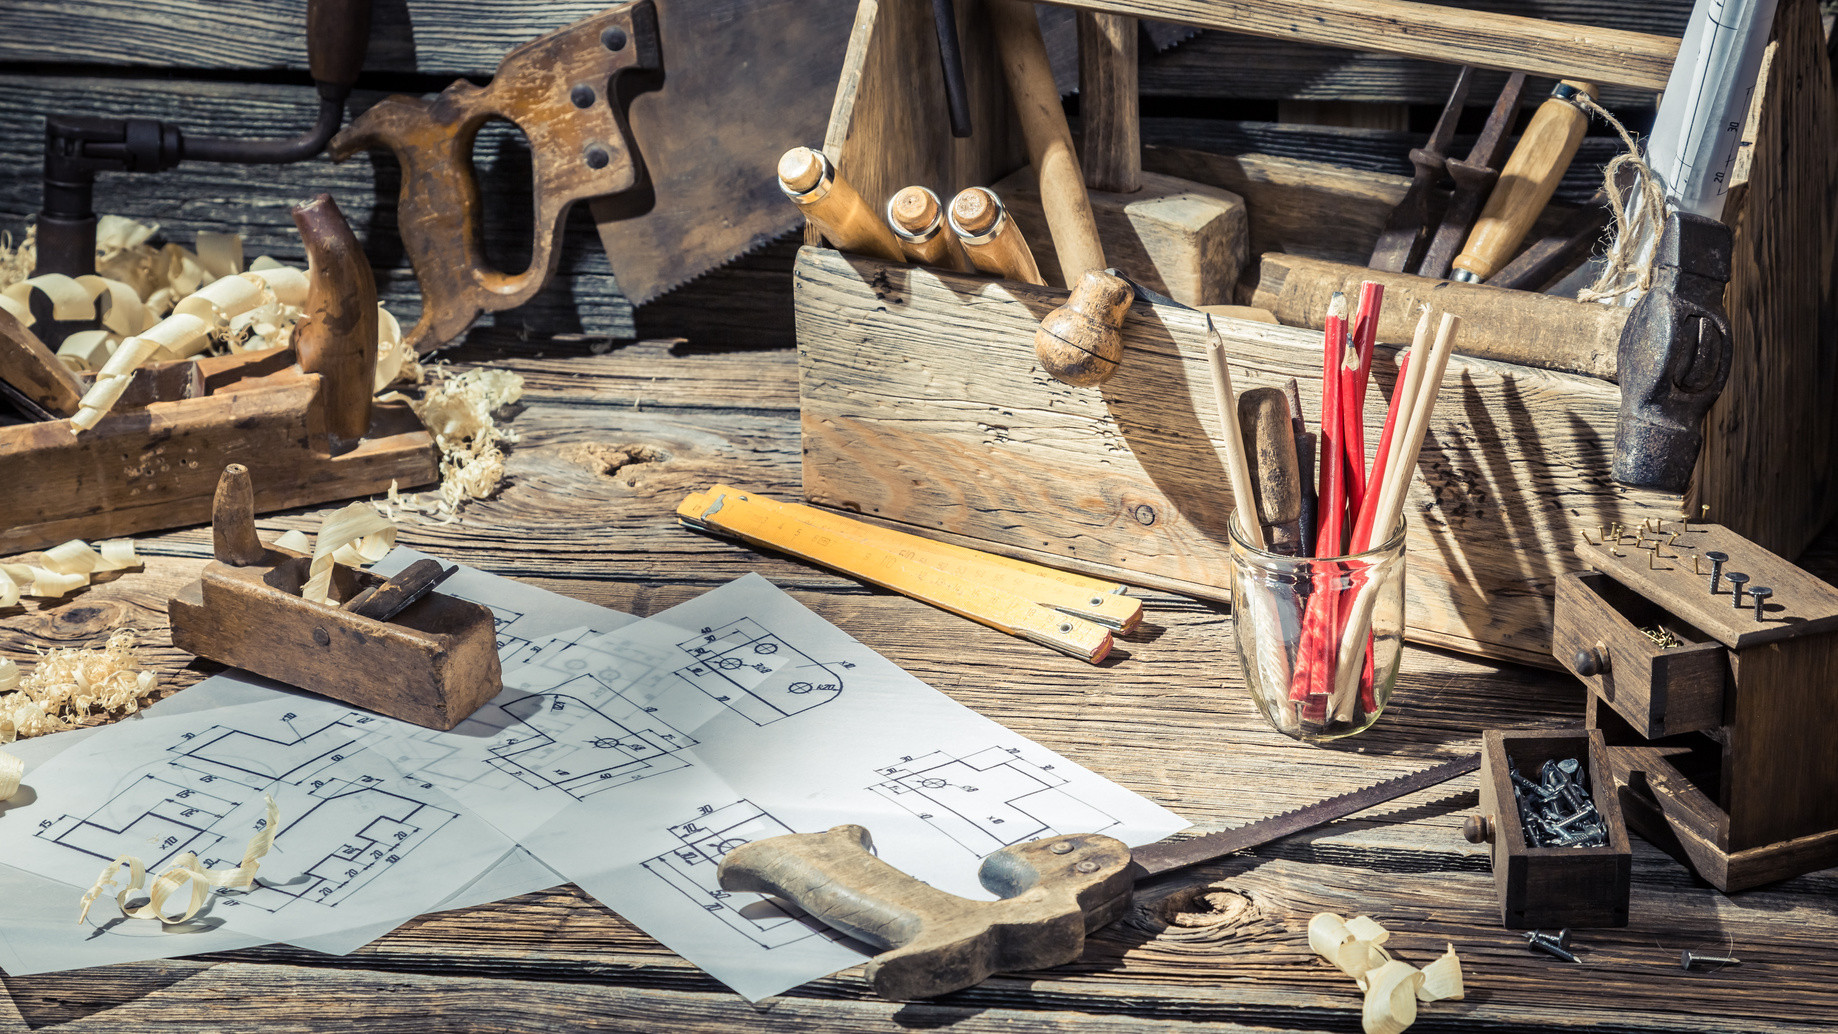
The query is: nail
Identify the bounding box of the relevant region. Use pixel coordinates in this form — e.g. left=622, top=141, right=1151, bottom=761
left=1750, top=587, right=1772, bottom=621
left=1527, top=933, right=1580, bottom=962
left=1680, top=949, right=1740, bottom=970
left=1706, top=551, right=1729, bottom=593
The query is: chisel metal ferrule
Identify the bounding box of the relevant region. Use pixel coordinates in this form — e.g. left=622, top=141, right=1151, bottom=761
left=779, top=148, right=836, bottom=204
left=887, top=191, right=947, bottom=245
left=949, top=194, right=1014, bottom=247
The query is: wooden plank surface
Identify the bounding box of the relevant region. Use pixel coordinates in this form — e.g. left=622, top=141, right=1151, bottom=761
left=4, top=338, right=1837, bottom=1031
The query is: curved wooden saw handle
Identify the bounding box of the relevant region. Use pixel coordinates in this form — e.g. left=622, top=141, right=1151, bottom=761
left=328, top=2, right=660, bottom=352
left=717, top=824, right=1133, bottom=1000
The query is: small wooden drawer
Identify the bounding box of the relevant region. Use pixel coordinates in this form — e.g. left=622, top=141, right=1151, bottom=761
left=1474, top=728, right=1631, bottom=929
left=1554, top=570, right=1728, bottom=739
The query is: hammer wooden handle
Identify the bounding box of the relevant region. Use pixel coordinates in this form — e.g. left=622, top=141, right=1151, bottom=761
left=988, top=0, right=1105, bottom=284
left=780, top=147, right=906, bottom=264
left=1452, top=81, right=1598, bottom=283
left=293, top=194, right=378, bottom=444
left=718, top=824, right=1132, bottom=1001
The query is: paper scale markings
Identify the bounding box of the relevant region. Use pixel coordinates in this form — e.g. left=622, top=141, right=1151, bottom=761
left=673, top=618, right=847, bottom=725
left=482, top=679, right=697, bottom=799
left=870, top=747, right=1120, bottom=855
left=34, top=716, right=459, bottom=912
left=641, top=800, right=842, bottom=950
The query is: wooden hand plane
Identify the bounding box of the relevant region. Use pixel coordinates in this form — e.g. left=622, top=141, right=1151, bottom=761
left=717, top=756, right=1478, bottom=999
left=168, top=465, right=502, bottom=730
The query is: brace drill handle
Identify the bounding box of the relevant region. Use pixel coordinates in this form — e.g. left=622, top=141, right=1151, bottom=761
left=716, top=824, right=1134, bottom=1000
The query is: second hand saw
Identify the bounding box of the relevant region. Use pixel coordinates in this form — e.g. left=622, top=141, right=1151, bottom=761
left=718, top=753, right=1480, bottom=1000
left=332, top=0, right=858, bottom=352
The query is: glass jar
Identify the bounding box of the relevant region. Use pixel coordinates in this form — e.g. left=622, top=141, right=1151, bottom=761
left=1228, top=513, right=1408, bottom=742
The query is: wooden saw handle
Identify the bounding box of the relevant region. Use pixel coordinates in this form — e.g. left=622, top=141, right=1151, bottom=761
left=1452, top=80, right=1598, bottom=282
left=717, top=824, right=1134, bottom=1000
left=327, top=2, right=660, bottom=352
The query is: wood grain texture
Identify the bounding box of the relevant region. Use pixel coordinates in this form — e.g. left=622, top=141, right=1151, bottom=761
left=1059, top=0, right=1680, bottom=90
left=1693, top=0, right=1838, bottom=558
left=793, top=245, right=1683, bottom=666
left=1076, top=10, right=1140, bottom=193
left=1553, top=571, right=1727, bottom=740
left=5, top=339, right=1838, bottom=1030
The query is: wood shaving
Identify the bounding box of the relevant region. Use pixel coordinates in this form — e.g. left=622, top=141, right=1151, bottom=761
left=300, top=502, right=398, bottom=604
left=79, top=795, right=280, bottom=925
left=0, top=225, right=35, bottom=291
left=0, top=630, right=157, bottom=744
left=0, top=538, right=142, bottom=607
left=1309, top=913, right=1464, bottom=1034
left=0, top=750, right=20, bottom=801
left=380, top=366, right=523, bottom=522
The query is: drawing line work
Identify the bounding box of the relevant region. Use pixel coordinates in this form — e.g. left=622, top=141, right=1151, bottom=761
left=673, top=618, right=848, bottom=725
left=484, top=684, right=697, bottom=798
left=870, top=746, right=1121, bottom=855
left=35, top=714, right=460, bottom=913
left=641, top=800, right=838, bottom=951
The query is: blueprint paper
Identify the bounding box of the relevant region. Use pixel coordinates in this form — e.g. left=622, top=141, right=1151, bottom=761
left=0, top=698, right=514, bottom=962
left=509, top=573, right=1189, bottom=1001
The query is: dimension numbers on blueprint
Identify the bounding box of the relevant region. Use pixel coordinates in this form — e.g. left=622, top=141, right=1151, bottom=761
left=870, top=746, right=1120, bottom=855
left=641, top=800, right=841, bottom=950
left=673, top=617, right=850, bottom=725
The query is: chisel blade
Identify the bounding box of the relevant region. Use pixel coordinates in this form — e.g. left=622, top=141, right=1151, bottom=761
left=1125, top=754, right=1480, bottom=879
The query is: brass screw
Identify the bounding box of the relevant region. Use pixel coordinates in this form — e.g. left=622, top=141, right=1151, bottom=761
left=1691, top=554, right=1703, bottom=575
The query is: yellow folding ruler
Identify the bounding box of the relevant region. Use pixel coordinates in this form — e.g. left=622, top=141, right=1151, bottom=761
left=676, top=485, right=1140, bottom=663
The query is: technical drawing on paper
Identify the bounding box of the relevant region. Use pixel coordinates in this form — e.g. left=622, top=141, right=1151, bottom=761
left=641, top=800, right=837, bottom=951
left=673, top=618, right=848, bottom=725
left=481, top=679, right=698, bottom=799
left=870, top=746, right=1121, bottom=855
left=33, top=714, right=459, bottom=913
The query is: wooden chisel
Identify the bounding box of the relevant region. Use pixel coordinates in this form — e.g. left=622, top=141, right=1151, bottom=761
left=949, top=187, right=1046, bottom=285
left=1451, top=80, right=1598, bottom=284
left=1238, top=387, right=1305, bottom=553
left=720, top=754, right=1481, bottom=1001
left=886, top=186, right=971, bottom=271
left=779, top=147, right=906, bottom=263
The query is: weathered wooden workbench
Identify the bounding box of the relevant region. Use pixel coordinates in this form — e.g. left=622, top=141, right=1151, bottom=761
left=3, top=333, right=1835, bottom=1032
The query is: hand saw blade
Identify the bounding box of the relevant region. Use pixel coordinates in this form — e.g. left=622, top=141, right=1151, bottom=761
left=1125, top=754, right=1480, bottom=879
left=589, top=0, right=858, bottom=306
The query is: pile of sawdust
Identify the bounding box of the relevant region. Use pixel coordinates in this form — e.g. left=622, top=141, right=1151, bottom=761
left=0, top=630, right=157, bottom=743
left=380, top=366, right=525, bottom=522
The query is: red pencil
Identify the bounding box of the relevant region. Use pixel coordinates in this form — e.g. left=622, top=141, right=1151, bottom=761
left=1316, top=294, right=1348, bottom=558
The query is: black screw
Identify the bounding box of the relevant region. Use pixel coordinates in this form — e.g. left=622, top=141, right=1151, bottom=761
left=1749, top=586, right=1772, bottom=620
left=1557, top=758, right=1581, bottom=779
left=1706, top=551, right=1729, bottom=592
left=601, top=25, right=628, bottom=50
left=584, top=145, right=611, bottom=170
left=1526, top=932, right=1579, bottom=962
left=570, top=83, right=596, bottom=108
left=1726, top=572, right=1749, bottom=607
left=1680, top=949, right=1741, bottom=970
left=1531, top=929, right=1573, bottom=949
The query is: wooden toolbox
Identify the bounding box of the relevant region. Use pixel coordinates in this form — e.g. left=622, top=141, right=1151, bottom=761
left=791, top=0, right=1838, bottom=666
left=1558, top=521, right=1838, bottom=891
left=1472, top=727, right=1631, bottom=928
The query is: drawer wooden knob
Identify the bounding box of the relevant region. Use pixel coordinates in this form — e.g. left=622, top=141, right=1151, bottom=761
left=1573, top=644, right=1609, bottom=677
left=1462, top=814, right=1494, bottom=844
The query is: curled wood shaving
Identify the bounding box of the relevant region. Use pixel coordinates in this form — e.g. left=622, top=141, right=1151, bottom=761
left=0, top=750, right=20, bottom=801
left=1309, top=913, right=1463, bottom=1034
left=79, top=795, right=280, bottom=925
left=0, top=225, right=34, bottom=291
left=380, top=366, right=523, bottom=522
left=0, top=538, right=142, bottom=606
left=0, top=630, right=157, bottom=744
left=300, top=502, right=398, bottom=604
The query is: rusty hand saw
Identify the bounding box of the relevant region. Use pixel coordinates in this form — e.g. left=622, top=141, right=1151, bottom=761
left=718, top=753, right=1479, bottom=1000
left=332, top=0, right=858, bottom=352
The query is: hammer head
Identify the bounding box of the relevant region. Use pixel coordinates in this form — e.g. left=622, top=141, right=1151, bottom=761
left=1614, top=212, right=1734, bottom=490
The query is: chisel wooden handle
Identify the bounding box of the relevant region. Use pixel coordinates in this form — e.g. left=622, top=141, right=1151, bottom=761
left=988, top=0, right=1105, bottom=283
left=718, top=824, right=1132, bottom=1001
left=293, top=194, right=377, bottom=445
left=949, top=188, right=1046, bottom=285
left=1238, top=387, right=1304, bottom=553
left=887, top=186, right=971, bottom=271
left=1451, top=81, right=1597, bottom=283
left=779, top=147, right=906, bottom=264
left=1035, top=269, right=1131, bottom=385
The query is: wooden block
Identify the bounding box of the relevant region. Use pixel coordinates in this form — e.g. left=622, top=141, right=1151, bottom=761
left=1554, top=571, right=1728, bottom=739
left=169, top=552, right=501, bottom=730
left=1478, top=728, right=1630, bottom=929
left=994, top=168, right=1247, bottom=307
left=794, top=245, right=1680, bottom=666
